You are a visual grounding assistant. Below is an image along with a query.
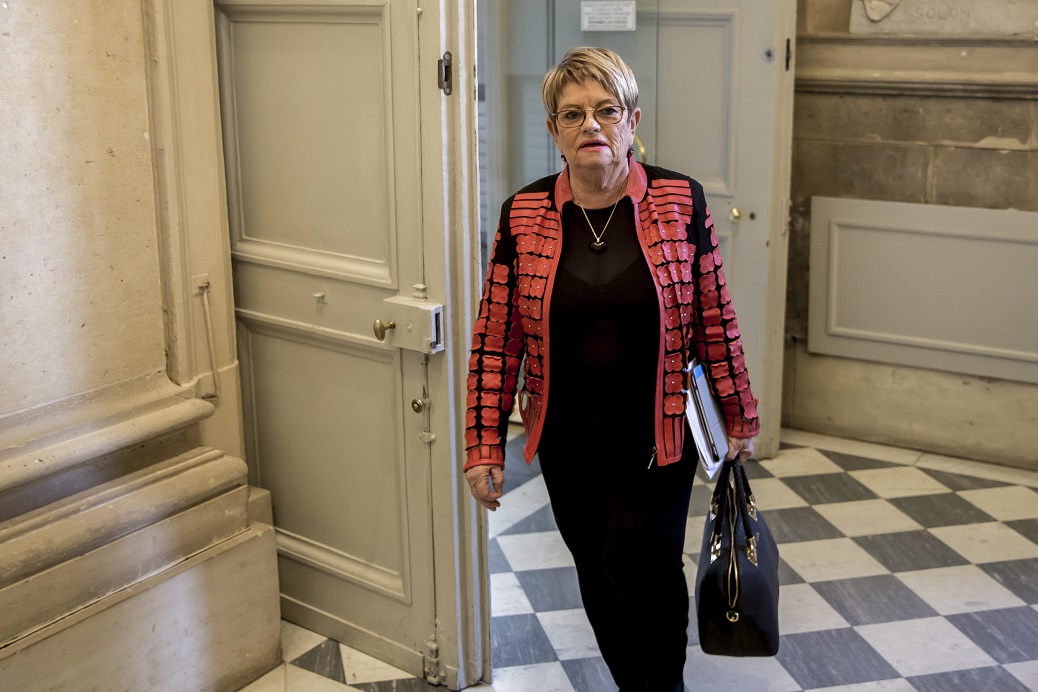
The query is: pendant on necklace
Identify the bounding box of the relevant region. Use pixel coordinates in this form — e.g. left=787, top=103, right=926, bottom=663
left=578, top=174, right=627, bottom=256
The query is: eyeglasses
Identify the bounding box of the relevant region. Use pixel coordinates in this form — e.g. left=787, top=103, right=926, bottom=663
left=552, top=105, right=627, bottom=129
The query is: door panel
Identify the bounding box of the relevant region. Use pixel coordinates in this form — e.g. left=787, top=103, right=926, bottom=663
left=565, top=0, right=793, bottom=453
left=229, top=17, right=393, bottom=260
left=656, top=13, right=736, bottom=199
left=246, top=329, right=408, bottom=577
left=654, top=0, right=795, bottom=458
left=216, top=0, right=436, bottom=675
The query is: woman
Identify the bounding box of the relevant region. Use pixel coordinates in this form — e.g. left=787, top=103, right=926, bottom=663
left=464, top=47, right=758, bottom=691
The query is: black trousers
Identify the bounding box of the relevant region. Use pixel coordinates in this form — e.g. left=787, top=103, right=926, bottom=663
left=537, top=422, right=696, bottom=692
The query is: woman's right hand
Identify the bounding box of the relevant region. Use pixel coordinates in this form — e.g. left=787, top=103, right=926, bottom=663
left=465, top=464, right=505, bottom=511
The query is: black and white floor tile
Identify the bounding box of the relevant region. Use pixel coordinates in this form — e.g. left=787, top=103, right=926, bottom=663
left=241, top=429, right=1038, bottom=691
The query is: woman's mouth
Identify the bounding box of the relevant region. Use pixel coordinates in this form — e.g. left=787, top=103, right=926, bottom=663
left=580, top=141, right=608, bottom=150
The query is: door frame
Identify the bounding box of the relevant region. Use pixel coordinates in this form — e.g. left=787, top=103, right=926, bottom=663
left=159, top=0, right=488, bottom=688
left=419, top=0, right=491, bottom=688
left=757, top=0, right=797, bottom=459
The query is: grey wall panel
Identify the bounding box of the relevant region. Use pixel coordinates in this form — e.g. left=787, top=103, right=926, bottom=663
left=809, top=196, right=1038, bottom=383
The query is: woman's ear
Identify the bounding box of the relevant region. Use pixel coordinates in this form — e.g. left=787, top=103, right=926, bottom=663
left=545, top=116, right=558, bottom=140
left=629, top=107, right=642, bottom=132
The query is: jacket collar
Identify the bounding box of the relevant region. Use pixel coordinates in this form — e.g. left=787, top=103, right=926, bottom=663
left=554, top=159, right=648, bottom=210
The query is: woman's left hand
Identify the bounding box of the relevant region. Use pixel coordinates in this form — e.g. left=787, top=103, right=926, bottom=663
left=726, top=436, right=755, bottom=464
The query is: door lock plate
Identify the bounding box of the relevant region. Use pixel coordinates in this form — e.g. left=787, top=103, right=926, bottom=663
left=377, top=296, right=445, bottom=354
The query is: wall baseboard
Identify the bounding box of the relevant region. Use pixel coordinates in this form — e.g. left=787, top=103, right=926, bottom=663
left=0, top=525, right=281, bottom=692
left=782, top=340, right=1038, bottom=471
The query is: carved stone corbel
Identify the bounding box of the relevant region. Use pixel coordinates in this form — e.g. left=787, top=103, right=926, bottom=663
left=861, top=0, right=903, bottom=22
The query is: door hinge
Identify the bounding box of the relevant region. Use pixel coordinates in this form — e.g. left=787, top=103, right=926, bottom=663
left=784, top=38, right=792, bottom=71
left=424, top=635, right=445, bottom=684
left=437, top=51, right=453, bottom=95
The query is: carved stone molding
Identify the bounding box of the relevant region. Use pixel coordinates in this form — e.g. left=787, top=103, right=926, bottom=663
left=0, top=386, right=214, bottom=505
left=0, top=448, right=248, bottom=645
left=795, top=35, right=1038, bottom=98
left=850, top=0, right=1038, bottom=37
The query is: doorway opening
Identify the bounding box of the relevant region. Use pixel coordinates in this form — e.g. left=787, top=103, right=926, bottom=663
left=472, top=0, right=796, bottom=684
left=476, top=0, right=663, bottom=272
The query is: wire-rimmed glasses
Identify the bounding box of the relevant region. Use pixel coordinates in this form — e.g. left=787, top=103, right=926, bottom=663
left=552, top=105, right=627, bottom=129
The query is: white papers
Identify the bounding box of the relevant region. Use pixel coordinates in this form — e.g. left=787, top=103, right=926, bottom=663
left=685, top=359, right=729, bottom=479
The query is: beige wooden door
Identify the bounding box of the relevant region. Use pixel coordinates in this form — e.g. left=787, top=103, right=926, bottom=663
left=651, top=0, right=796, bottom=457
left=213, top=0, right=482, bottom=684
left=547, top=0, right=797, bottom=456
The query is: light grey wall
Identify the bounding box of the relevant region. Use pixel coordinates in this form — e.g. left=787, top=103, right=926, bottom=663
left=787, top=92, right=1038, bottom=341
left=784, top=0, right=1038, bottom=469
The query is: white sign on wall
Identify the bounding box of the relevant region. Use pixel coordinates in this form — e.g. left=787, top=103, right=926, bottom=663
left=581, top=1, right=637, bottom=32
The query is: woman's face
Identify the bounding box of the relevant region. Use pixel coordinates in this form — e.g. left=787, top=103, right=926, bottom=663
left=547, top=79, right=641, bottom=178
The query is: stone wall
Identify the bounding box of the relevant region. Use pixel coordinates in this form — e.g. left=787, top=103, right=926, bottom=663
left=784, top=0, right=1038, bottom=469
left=0, top=0, right=167, bottom=417
left=788, top=93, right=1038, bottom=339
left=0, top=1, right=280, bottom=686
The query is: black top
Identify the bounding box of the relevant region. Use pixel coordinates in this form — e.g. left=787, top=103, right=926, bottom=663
left=541, top=198, right=660, bottom=455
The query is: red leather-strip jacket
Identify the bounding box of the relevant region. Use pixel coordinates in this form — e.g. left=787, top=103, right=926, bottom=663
left=464, top=161, right=759, bottom=471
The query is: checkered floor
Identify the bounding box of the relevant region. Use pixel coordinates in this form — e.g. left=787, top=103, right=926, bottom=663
left=241, top=429, right=1038, bottom=692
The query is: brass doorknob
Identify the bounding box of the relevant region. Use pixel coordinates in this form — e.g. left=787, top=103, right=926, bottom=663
left=411, top=398, right=428, bottom=413
left=373, top=319, right=396, bottom=341
left=730, top=208, right=742, bottom=222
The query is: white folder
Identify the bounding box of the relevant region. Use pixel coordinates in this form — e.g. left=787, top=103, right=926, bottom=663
left=685, top=359, right=729, bottom=479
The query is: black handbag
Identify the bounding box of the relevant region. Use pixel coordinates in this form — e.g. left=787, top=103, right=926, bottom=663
left=694, top=460, right=780, bottom=656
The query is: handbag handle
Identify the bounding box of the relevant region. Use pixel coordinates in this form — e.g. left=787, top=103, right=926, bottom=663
left=708, top=461, right=760, bottom=566
left=734, top=460, right=759, bottom=521
left=731, top=463, right=760, bottom=566
left=706, top=461, right=733, bottom=563
left=708, top=459, right=734, bottom=517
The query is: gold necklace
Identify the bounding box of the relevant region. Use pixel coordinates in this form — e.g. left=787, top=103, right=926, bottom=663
left=577, top=176, right=628, bottom=253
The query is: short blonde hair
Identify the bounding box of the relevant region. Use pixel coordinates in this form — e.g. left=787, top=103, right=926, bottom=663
left=541, top=47, right=639, bottom=118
